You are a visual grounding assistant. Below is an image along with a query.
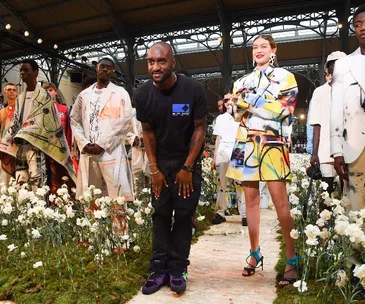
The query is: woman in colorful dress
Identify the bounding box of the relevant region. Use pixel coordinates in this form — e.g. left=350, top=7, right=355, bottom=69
left=226, top=34, right=299, bottom=285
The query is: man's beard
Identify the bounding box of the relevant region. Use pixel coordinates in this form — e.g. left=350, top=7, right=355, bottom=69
left=151, top=69, right=172, bottom=84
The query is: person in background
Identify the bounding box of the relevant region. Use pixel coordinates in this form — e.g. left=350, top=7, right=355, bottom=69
left=211, top=95, right=247, bottom=226
left=308, top=51, right=346, bottom=206
left=42, top=82, right=73, bottom=149
left=0, top=83, right=18, bottom=185
left=330, top=4, right=365, bottom=211
left=0, top=59, right=76, bottom=192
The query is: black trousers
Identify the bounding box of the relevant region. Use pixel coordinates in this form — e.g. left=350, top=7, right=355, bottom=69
left=150, top=158, right=202, bottom=272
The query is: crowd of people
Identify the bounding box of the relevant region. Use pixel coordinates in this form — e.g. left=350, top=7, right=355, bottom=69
left=0, top=3, right=364, bottom=297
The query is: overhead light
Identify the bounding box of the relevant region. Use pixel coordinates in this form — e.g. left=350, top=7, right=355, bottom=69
left=53, top=44, right=58, bottom=49
left=299, top=114, right=305, bottom=120
left=5, top=24, right=11, bottom=30
left=338, top=23, right=343, bottom=29
left=37, top=38, right=43, bottom=44
left=63, top=50, right=68, bottom=54
left=24, top=31, right=29, bottom=37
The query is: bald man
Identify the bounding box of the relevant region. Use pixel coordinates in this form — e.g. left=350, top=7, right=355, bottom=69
left=134, top=41, right=207, bottom=295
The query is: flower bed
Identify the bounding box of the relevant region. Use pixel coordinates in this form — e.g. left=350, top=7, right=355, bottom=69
left=0, top=159, right=216, bottom=304
left=275, top=153, right=365, bottom=304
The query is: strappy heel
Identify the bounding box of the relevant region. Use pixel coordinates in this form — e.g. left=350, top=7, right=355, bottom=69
left=242, top=247, right=264, bottom=277
left=278, top=254, right=302, bottom=285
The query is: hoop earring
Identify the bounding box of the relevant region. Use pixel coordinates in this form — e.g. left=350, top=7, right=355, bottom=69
left=269, top=53, right=276, bottom=66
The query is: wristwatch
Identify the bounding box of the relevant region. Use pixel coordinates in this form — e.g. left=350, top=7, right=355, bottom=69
left=182, top=165, right=194, bottom=172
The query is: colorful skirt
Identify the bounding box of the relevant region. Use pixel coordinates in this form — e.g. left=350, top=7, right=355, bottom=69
left=226, top=130, right=291, bottom=182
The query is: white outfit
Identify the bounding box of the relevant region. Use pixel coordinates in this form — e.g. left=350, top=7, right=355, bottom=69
left=71, top=82, right=133, bottom=200
left=126, top=109, right=148, bottom=180
left=308, top=82, right=336, bottom=177
left=213, top=112, right=245, bottom=217
left=330, top=47, right=365, bottom=210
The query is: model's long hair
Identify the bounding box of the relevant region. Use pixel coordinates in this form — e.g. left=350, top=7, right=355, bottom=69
left=253, top=34, right=279, bottom=67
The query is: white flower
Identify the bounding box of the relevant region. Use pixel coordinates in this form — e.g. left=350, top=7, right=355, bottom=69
left=316, top=218, right=325, bottom=227
left=301, top=179, right=310, bottom=189
left=127, top=208, right=135, bottom=216
left=133, top=200, right=143, bottom=207
left=0, top=234, right=7, bottom=240
left=320, top=209, right=332, bottom=221
left=1, top=219, right=8, bottom=226
left=65, top=206, right=75, bottom=218
left=93, top=188, right=102, bottom=195
left=289, top=193, right=299, bottom=205
left=36, top=188, right=47, bottom=196
left=354, top=264, right=365, bottom=280
left=304, top=224, right=321, bottom=239
left=133, top=245, right=141, bottom=253
left=8, top=186, right=17, bottom=194
left=320, top=181, right=329, bottom=191
left=287, top=184, right=297, bottom=194
left=135, top=217, right=145, bottom=225
left=44, top=208, right=55, bottom=219
left=7, top=244, right=17, bottom=252
left=198, top=201, right=205, bottom=206
left=336, top=270, right=348, bottom=287
left=197, top=216, right=205, bottom=221
left=144, top=207, right=152, bottom=215
left=306, top=238, right=319, bottom=246
left=142, top=188, right=150, bottom=193
left=56, top=188, right=68, bottom=196
left=20, top=252, right=27, bottom=258
left=333, top=205, right=345, bottom=215
left=116, top=196, right=125, bottom=205
left=293, top=280, right=308, bottom=292
left=290, top=229, right=299, bottom=240
left=121, top=235, right=129, bottom=241
left=49, top=194, right=56, bottom=202
left=134, top=211, right=142, bottom=218
left=94, top=209, right=107, bottom=219
left=345, top=224, right=365, bottom=244
left=33, top=261, right=43, bottom=268
left=31, top=228, right=42, bottom=239
left=290, top=207, right=302, bottom=219
left=101, top=249, right=110, bottom=256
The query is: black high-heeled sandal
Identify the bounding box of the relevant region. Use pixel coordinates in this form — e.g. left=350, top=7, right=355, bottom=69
left=242, top=247, right=264, bottom=277
left=278, top=254, right=302, bottom=285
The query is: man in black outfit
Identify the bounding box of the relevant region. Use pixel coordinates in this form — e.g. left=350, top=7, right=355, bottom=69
left=134, top=41, right=207, bottom=295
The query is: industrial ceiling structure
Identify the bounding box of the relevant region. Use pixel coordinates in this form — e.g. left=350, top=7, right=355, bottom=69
left=0, top=0, right=362, bottom=112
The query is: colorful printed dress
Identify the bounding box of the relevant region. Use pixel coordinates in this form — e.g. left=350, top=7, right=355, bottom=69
left=226, top=65, right=298, bottom=182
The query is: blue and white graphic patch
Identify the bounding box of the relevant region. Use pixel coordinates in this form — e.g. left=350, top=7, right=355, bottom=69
left=172, top=104, right=190, bottom=116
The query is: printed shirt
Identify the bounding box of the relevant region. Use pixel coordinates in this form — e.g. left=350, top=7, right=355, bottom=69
left=232, top=65, right=298, bottom=143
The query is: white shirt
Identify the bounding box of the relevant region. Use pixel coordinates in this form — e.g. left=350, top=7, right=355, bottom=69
left=89, top=85, right=107, bottom=143
left=22, top=91, right=34, bottom=122
left=308, top=82, right=333, bottom=163
left=213, top=112, right=239, bottom=164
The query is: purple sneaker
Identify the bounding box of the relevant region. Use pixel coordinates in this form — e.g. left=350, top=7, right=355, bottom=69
left=142, top=271, right=168, bottom=295
left=169, top=270, right=188, bottom=294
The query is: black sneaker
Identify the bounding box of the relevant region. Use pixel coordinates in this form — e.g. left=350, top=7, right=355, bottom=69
left=212, top=214, right=226, bottom=225
left=242, top=217, right=248, bottom=226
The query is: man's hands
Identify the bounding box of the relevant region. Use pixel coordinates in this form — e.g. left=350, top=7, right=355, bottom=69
left=334, top=156, right=349, bottom=181
left=82, top=143, right=105, bottom=155
left=310, top=153, right=320, bottom=168
left=175, top=169, right=194, bottom=199
left=150, top=164, right=168, bottom=199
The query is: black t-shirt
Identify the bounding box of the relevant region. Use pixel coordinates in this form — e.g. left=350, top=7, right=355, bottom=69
left=134, top=75, right=207, bottom=160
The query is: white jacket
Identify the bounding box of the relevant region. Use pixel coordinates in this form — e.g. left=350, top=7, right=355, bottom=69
left=330, top=48, right=365, bottom=164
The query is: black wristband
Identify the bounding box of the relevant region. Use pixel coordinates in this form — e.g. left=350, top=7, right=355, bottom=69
left=182, top=165, right=194, bottom=172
